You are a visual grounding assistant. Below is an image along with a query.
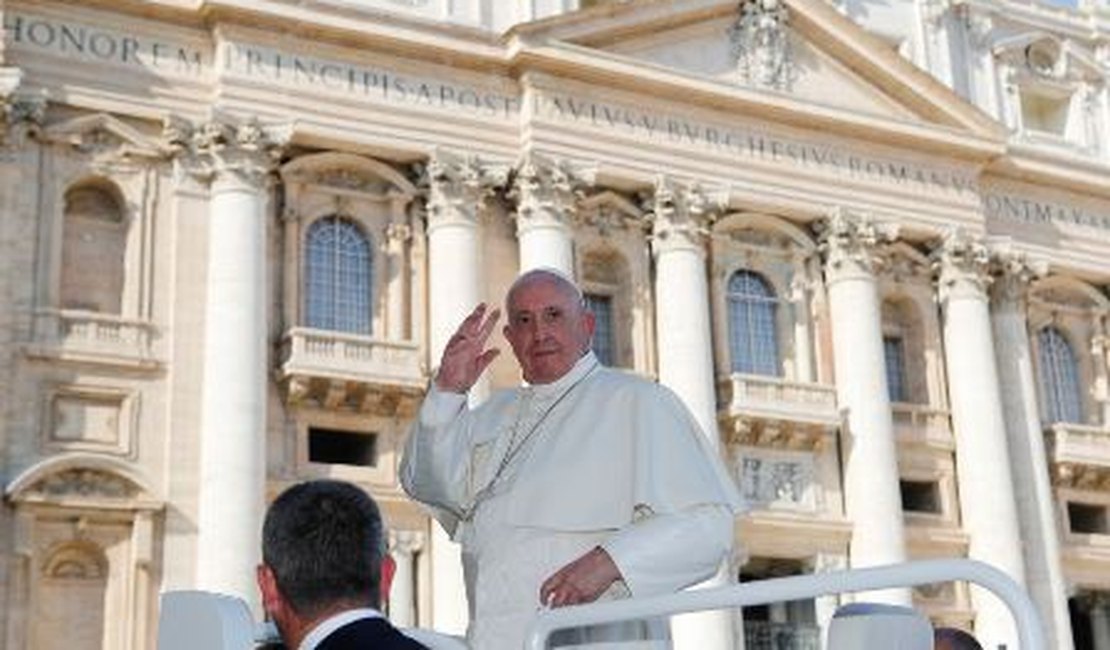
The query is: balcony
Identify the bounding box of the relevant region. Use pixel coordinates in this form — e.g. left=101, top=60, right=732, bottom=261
left=892, top=403, right=953, bottom=449
left=23, top=309, right=162, bottom=370
left=278, top=327, right=426, bottom=417
left=717, top=374, right=840, bottom=451
left=743, top=620, right=821, bottom=650
left=1047, top=422, right=1110, bottom=489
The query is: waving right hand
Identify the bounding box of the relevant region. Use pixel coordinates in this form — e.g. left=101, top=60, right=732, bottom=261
left=435, top=303, right=501, bottom=393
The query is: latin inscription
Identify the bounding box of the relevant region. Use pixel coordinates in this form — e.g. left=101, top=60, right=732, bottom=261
left=3, top=13, right=206, bottom=75
left=983, top=193, right=1110, bottom=232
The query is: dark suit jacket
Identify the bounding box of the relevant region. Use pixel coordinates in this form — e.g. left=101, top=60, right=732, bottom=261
left=316, top=617, right=430, bottom=650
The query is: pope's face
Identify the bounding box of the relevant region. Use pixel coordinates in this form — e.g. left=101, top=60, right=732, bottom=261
left=503, top=277, right=595, bottom=385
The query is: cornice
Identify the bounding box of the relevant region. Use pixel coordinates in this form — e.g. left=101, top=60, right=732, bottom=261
left=511, top=41, right=1006, bottom=162
left=988, top=145, right=1110, bottom=200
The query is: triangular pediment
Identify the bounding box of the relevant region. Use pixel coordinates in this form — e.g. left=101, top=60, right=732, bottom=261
left=510, top=0, right=1004, bottom=148
left=42, top=113, right=168, bottom=159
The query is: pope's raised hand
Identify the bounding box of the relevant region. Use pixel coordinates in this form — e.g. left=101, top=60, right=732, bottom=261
left=435, top=303, right=501, bottom=393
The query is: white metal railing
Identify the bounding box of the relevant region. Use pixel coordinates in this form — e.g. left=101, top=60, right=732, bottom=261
left=33, top=309, right=157, bottom=359
left=718, top=374, right=839, bottom=423
left=524, top=560, right=1045, bottom=650
left=279, top=326, right=423, bottom=385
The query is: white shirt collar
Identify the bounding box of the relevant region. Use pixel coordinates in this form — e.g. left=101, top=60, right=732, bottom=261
left=525, top=351, right=599, bottom=399
left=297, top=608, right=383, bottom=650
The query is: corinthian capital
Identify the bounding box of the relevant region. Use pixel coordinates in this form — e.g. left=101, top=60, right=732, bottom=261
left=932, top=228, right=991, bottom=303
left=815, top=207, right=898, bottom=280
left=508, top=152, right=594, bottom=232
left=163, top=115, right=288, bottom=188
left=421, top=149, right=508, bottom=229
left=648, top=175, right=727, bottom=255
left=0, top=69, right=45, bottom=148
left=988, top=242, right=1047, bottom=310
left=388, top=529, right=426, bottom=556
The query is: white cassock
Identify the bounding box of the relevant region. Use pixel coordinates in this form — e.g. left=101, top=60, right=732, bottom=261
left=401, top=352, right=742, bottom=650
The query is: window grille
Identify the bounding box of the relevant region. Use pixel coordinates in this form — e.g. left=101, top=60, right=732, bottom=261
left=883, top=336, right=908, bottom=402
left=728, top=270, right=780, bottom=376
left=1037, top=327, right=1084, bottom=424
left=584, top=293, right=614, bottom=366
left=304, top=216, right=373, bottom=334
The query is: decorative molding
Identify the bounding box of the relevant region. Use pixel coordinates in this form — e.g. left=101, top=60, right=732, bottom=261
left=815, top=208, right=898, bottom=280
left=727, top=0, right=797, bottom=92
left=24, top=468, right=140, bottom=501
left=932, top=228, right=991, bottom=304
left=388, top=529, right=426, bottom=556
left=163, top=115, right=288, bottom=188
left=575, top=190, right=646, bottom=238
left=41, top=541, right=107, bottom=580
left=508, top=152, right=593, bottom=232
left=648, top=175, right=728, bottom=255
left=421, top=149, right=508, bottom=230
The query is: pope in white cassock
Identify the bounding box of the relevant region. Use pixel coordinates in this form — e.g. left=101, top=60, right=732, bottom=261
left=401, top=269, right=742, bottom=650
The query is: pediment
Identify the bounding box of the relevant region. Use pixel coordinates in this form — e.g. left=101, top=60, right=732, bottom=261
left=512, top=0, right=1003, bottom=144
left=42, top=113, right=168, bottom=159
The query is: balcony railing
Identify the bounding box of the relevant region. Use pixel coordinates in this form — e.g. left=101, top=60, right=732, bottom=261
left=28, top=309, right=160, bottom=367
left=1047, top=422, right=1110, bottom=469
left=891, top=402, right=953, bottom=448
left=278, top=327, right=426, bottom=415
left=743, top=620, right=821, bottom=650
left=717, top=373, right=839, bottom=426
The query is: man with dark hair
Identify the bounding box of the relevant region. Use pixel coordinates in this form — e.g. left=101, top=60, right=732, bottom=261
left=934, top=626, right=984, bottom=650
left=257, top=480, right=428, bottom=650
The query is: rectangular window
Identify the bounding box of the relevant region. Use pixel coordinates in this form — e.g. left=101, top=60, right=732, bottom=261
left=1069, top=502, right=1108, bottom=534
left=900, top=480, right=941, bottom=514
left=308, top=428, right=378, bottom=467
left=584, top=293, right=614, bottom=366
left=883, top=336, right=907, bottom=403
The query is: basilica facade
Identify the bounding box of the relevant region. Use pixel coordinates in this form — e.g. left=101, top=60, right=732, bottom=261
left=0, top=0, right=1108, bottom=648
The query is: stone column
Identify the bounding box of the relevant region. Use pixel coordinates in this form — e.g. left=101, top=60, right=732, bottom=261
left=388, top=530, right=426, bottom=629
left=509, top=153, right=588, bottom=276
left=423, top=151, right=505, bottom=634
left=817, top=209, right=910, bottom=605
left=934, top=231, right=1025, bottom=649
left=176, top=120, right=283, bottom=611
left=790, top=253, right=815, bottom=383
left=650, top=177, right=734, bottom=650
left=813, top=553, right=848, bottom=650
left=990, top=251, right=1074, bottom=650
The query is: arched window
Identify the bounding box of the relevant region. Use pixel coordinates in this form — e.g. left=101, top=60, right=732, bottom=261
left=304, top=216, right=373, bottom=334
left=1038, top=327, right=1084, bottom=424
left=60, top=182, right=126, bottom=313
left=728, top=270, right=780, bottom=376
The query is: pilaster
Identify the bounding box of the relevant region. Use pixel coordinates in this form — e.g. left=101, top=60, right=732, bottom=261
left=388, top=530, right=426, bottom=629
left=933, top=229, right=1024, bottom=650
left=816, top=208, right=909, bottom=605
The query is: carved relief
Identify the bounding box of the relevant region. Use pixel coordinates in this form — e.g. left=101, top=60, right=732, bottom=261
left=25, top=469, right=140, bottom=500
left=737, top=454, right=815, bottom=510
left=728, top=0, right=797, bottom=92
left=1, top=95, right=45, bottom=148
left=41, top=541, right=107, bottom=580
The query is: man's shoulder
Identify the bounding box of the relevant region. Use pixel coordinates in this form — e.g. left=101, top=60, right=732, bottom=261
left=592, top=366, right=672, bottom=399
left=319, top=617, right=429, bottom=650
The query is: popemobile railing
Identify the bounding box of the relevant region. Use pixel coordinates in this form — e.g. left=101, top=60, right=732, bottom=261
left=523, top=559, right=1046, bottom=650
